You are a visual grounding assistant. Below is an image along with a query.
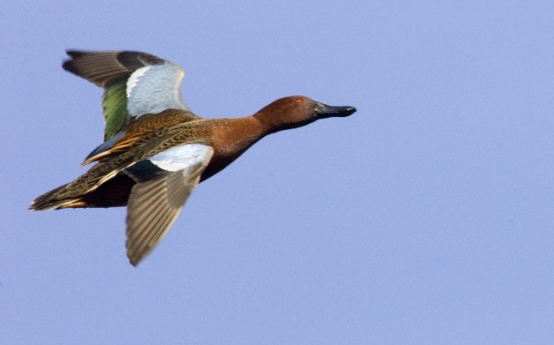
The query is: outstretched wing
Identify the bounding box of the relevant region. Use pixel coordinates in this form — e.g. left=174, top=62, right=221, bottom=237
left=125, top=143, right=214, bottom=266
left=63, top=50, right=193, bottom=141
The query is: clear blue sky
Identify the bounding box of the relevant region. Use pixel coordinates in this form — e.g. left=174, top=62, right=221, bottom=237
left=2, top=1, right=553, bottom=344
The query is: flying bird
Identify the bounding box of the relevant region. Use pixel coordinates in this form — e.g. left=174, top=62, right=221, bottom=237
left=30, top=50, right=356, bottom=266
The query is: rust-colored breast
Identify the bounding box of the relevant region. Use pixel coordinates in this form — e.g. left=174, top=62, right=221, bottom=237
left=201, top=117, right=266, bottom=181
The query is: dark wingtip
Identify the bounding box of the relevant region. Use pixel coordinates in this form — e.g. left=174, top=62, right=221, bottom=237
left=62, top=60, right=74, bottom=73
left=129, top=258, right=139, bottom=267
left=62, top=50, right=81, bottom=73
left=65, top=49, right=83, bottom=57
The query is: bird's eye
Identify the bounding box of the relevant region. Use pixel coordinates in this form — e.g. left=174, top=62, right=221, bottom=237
left=296, top=99, right=303, bottom=105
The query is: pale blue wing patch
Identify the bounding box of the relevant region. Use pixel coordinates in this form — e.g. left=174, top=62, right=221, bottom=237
left=62, top=51, right=190, bottom=141
left=126, top=61, right=190, bottom=117
left=124, top=144, right=213, bottom=182
left=148, top=143, right=212, bottom=172
left=93, top=60, right=191, bottom=160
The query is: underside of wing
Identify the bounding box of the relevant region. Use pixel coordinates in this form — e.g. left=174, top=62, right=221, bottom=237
left=125, top=143, right=214, bottom=266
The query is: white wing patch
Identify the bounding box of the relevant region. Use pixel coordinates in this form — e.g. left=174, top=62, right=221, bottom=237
left=126, top=61, right=190, bottom=117
left=149, top=143, right=213, bottom=172
left=126, top=66, right=149, bottom=98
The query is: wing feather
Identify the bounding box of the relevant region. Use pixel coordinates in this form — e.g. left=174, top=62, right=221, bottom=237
left=63, top=50, right=192, bottom=141
left=125, top=144, right=213, bottom=266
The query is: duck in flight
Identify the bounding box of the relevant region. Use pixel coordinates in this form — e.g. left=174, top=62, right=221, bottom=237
left=30, top=50, right=357, bottom=266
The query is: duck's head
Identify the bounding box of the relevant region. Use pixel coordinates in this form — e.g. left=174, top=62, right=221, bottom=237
left=254, top=96, right=356, bottom=133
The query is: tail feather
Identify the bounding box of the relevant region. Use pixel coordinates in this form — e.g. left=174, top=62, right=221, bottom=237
left=30, top=173, right=136, bottom=210
left=30, top=183, right=81, bottom=210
